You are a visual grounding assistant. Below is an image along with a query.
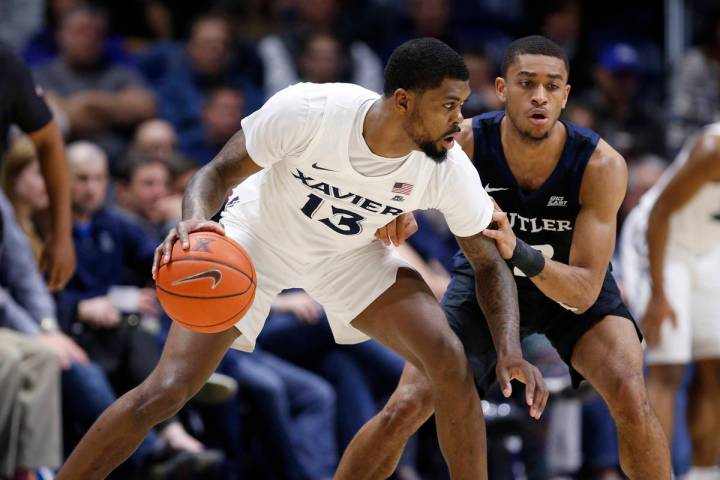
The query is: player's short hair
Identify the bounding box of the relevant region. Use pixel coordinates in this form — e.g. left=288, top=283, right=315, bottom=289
left=383, top=38, right=469, bottom=97
left=501, top=35, right=569, bottom=78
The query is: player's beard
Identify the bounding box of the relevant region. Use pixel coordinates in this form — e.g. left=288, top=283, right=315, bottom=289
left=406, top=111, right=449, bottom=163
left=417, top=139, right=448, bottom=162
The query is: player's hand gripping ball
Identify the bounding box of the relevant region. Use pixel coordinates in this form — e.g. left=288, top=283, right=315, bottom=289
left=155, top=232, right=256, bottom=333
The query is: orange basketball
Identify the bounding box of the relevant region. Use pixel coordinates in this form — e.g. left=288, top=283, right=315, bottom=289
left=155, top=231, right=256, bottom=333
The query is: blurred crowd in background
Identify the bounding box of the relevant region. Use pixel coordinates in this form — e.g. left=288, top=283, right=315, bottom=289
left=0, top=0, right=719, bottom=479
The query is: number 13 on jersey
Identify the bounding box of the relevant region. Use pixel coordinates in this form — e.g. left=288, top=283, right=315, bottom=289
left=301, top=193, right=366, bottom=235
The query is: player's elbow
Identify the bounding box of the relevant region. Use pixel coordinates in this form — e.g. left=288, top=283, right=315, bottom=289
left=568, top=283, right=601, bottom=315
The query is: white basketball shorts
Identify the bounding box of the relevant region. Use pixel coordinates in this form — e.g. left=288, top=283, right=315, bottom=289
left=621, top=209, right=720, bottom=364
left=220, top=218, right=413, bottom=352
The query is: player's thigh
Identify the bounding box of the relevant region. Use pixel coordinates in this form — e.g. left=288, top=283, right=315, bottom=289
left=223, top=223, right=300, bottom=351
left=571, top=315, right=645, bottom=396
left=351, top=267, right=459, bottom=369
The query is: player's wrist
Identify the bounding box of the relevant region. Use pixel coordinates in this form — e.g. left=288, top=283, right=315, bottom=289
left=509, top=239, right=545, bottom=277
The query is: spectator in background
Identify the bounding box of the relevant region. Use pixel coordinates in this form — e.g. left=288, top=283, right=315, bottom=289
left=583, top=41, right=666, bottom=160
left=297, top=33, right=345, bottom=84
left=33, top=5, right=156, bottom=164
left=23, top=0, right=129, bottom=68
left=181, top=86, right=244, bottom=165
left=0, top=41, right=75, bottom=292
left=215, top=347, right=338, bottom=480
left=0, top=190, right=88, bottom=480
left=258, top=0, right=382, bottom=95
left=130, top=118, right=178, bottom=162
left=377, top=0, right=457, bottom=61
left=114, top=154, right=176, bottom=242
left=0, top=136, right=48, bottom=261
left=461, top=46, right=502, bottom=117
left=156, top=13, right=263, bottom=142
left=0, top=140, right=146, bottom=479
left=668, top=8, right=720, bottom=153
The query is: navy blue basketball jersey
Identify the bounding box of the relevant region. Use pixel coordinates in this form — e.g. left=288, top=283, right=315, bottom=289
left=460, top=111, right=600, bottom=289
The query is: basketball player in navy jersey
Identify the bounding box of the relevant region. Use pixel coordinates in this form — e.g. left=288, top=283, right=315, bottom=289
left=337, top=36, right=671, bottom=480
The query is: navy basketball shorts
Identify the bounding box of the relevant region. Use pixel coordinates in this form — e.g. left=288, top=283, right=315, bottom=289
left=441, top=262, right=641, bottom=396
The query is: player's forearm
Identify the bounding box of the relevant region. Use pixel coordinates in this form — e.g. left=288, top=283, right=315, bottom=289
left=33, top=122, right=72, bottom=238
left=646, top=204, right=671, bottom=295
left=528, top=260, right=599, bottom=313
left=181, top=165, right=227, bottom=221
left=474, top=260, right=521, bottom=356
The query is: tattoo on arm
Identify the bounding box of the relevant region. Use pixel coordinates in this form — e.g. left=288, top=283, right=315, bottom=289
left=457, top=232, right=521, bottom=356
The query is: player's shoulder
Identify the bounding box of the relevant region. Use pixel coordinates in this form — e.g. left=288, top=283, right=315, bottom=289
left=283, top=82, right=378, bottom=102
left=585, top=139, right=627, bottom=186
left=581, top=138, right=628, bottom=202
left=682, top=122, right=720, bottom=179
left=266, top=82, right=378, bottom=116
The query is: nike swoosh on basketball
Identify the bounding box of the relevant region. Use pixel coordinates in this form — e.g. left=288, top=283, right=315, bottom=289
left=171, top=270, right=223, bottom=289
left=484, top=183, right=509, bottom=193
left=312, top=162, right=336, bottom=172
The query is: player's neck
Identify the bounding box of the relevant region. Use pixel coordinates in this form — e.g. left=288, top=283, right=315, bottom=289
left=362, top=99, right=416, bottom=158
left=500, top=117, right=566, bottom=171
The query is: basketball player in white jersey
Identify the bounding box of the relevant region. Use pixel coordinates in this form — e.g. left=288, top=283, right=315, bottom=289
left=56, top=38, right=548, bottom=480
left=621, top=124, right=720, bottom=480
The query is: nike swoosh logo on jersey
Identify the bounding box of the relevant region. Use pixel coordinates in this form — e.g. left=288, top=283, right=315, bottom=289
left=171, top=269, right=222, bottom=289
left=312, top=163, right=336, bottom=172
left=484, top=183, right=509, bottom=193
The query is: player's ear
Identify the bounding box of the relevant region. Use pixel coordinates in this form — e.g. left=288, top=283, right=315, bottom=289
left=562, top=84, right=571, bottom=109
left=393, top=88, right=412, bottom=114
left=495, top=77, right=507, bottom=103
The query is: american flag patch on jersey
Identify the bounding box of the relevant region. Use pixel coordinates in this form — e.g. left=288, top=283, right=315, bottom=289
left=392, top=182, right=414, bottom=195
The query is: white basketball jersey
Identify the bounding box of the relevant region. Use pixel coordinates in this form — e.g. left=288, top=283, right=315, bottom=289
left=636, top=122, right=720, bottom=255
left=221, top=83, right=493, bottom=257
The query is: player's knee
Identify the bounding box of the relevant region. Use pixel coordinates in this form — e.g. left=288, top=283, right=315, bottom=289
left=647, top=364, right=685, bottom=389
left=607, top=371, right=652, bottom=425
left=133, top=375, right=193, bottom=424
left=425, top=332, right=471, bottom=387
left=379, top=387, right=433, bottom=438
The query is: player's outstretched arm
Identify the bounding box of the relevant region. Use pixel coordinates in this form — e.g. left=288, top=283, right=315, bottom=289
left=457, top=232, right=548, bottom=419
left=152, top=130, right=263, bottom=278
left=484, top=141, right=627, bottom=314
left=643, top=131, right=720, bottom=344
